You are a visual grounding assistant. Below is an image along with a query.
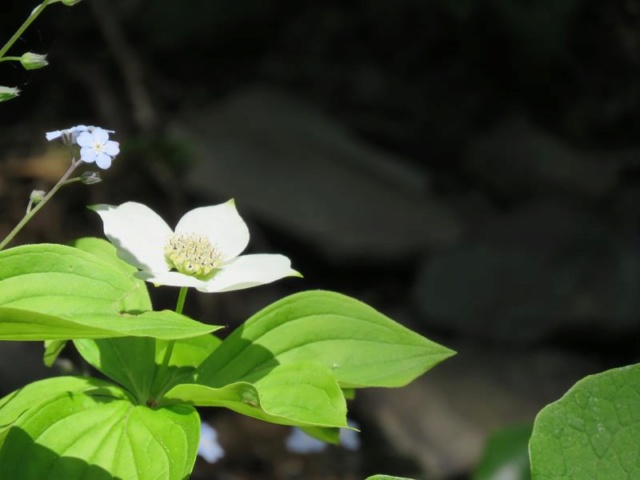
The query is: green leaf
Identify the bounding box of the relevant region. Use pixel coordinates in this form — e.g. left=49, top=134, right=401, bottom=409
left=165, top=361, right=348, bottom=428
left=0, top=306, right=218, bottom=340
left=154, top=334, right=224, bottom=394
left=156, top=334, right=223, bottom=369
left=0, top=385, right=199, bottom=480
left=71, top=236, right=152, bottom=313
left=365, top=476, right=416, bottom=480
left=473, top=424, right=532, bottom=480
left=0, top=376, right=129, bottom=433
left=71, top=237, right=141, bottom=274
left=0, top=244, right=217, bottom=340
left=72, top=237, right=141, bottom=276
left=197, top=290, right=454, bottom=388
left=0, top=243, right=149, bottom=312
left=74, top=334, right=223, bottom=404
left=74, top=337, right=158, bottom=404
left=43, top=340, right=67, bottom=367
left=299, top=425, right=340, bottom=444
left=529, top=364, right=640, bottom=480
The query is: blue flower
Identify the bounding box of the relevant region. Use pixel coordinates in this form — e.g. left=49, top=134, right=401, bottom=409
left=45, top=125, right=114, bottom=145
left=77, top=127, right=120, bottom=169
left=198, top=422, right=224, bottom=464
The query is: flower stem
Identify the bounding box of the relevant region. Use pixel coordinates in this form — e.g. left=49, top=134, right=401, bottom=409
left=0, top=1, right=52, bottom=60
left=154, top=287, right=189, bottom=398
left=175, top=286, right=188, bottom=315
left=0, top=158, right=83, bottom=251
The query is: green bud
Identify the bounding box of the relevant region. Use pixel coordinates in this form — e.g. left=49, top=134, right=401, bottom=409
left=30, top=190, right=47, bottom=205
left=0, top=86, right=20, bottom=102
left=80, top=171, right=102, bottom=185
left=61, top=0, right=83, bottom=5
left=20, top=52, right=48, bottom=70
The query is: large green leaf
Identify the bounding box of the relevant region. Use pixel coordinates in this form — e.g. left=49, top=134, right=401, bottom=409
left=165, top=361, right=348, bottom=428
left=0, top=306, right=217, bottom=340
left=74, top=334, right=223, bottom=405
left=153, top=334, right=224, bottom=395
left=0, top=243, right=217, bottom=340
left=197, top=290, right=454, bottom=388
left=72, top=237, right=144, bottom=278
left=529, top=364, right=640, bottom=479
left=0, top=376, right=129, bottom=433
left=74, top=337, right=158, bottom=404
left=0, top=243, right=149, bottom=313
left=0, top=377, right=199, bottom=480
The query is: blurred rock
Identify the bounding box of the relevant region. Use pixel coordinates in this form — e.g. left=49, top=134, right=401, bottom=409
left=359, top=345, right=600, bottom=479
left=413, top=199, right=640, bottom=342
left=463, top=114, right=620, bottom=200
left=174, top=86, right=462, bottom=262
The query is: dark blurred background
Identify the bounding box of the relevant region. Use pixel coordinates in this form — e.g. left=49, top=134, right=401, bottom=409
left=2, top=0, right=640, bottom=478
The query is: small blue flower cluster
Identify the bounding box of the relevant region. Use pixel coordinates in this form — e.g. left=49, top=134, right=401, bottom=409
left=46, top=125, right=119, bottom=169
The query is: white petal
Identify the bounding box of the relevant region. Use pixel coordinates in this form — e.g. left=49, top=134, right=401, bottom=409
left=45, top=130, right=62, bottom=141
left=197, top=254, right=300, bottom=292
left=79, top=146, right=97, bottom=164
left=93, top=128, right=109, bottom=144
left=136, top=270, right=207, bottom=289
left=76, top=131, right=93, bottom=147
left=104, top=140, right=120, bottom=156
left=91, top=202, right=173, bottom=273
left=94, top=152, right=112, bottom=169
left=175, top=200, right=249, bottom=260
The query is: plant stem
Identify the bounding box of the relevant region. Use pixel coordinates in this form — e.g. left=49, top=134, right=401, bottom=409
left=175, top=286, right=188, bottom=315
left=0, top=158, right=83, bottom=251
left=154, top=287, right=189, bottom=396
left=0, top=1, right=52, bottom=60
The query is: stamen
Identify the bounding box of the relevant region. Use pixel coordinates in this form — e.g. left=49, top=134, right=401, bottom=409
left=164, top=232, right=224, bottom=278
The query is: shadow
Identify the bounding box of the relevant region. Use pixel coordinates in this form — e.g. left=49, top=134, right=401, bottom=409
left=85, top=333, right=278, bottom=406
left=0, top=427, right=120, bottom=479
left=195, top=322, right=280, bottom=387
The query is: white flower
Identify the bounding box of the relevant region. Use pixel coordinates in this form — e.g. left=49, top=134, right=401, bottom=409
left=198, top=422, right=224, bottom=464
left=92, top=200, right=301, bottom=292
left=77, top=128, right=120, bottom=169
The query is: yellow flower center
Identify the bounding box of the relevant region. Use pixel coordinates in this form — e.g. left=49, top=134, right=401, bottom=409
left=164, top=232, right=224, bottom=278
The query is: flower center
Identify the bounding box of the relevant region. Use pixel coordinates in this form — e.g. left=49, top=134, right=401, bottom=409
left=164, top=233, right=224, bottom=278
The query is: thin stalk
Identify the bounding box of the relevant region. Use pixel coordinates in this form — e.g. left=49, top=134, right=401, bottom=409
left=0, top=158, right=83, bottom=251
left=175, top=286, right=188, bottom=315
left=152, top=287, right=189, bottom=403
left=158, top=287, right=188, bottom=370
left=0, top=1, right=52, bottom=59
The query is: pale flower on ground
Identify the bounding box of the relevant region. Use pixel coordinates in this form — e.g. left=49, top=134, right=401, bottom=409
left=92, top=200, right=300, bottom=292
left=285, top=420, right=360, bottom=454
left=198, top=422, right=224, bottom=464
